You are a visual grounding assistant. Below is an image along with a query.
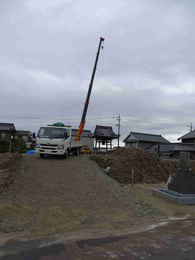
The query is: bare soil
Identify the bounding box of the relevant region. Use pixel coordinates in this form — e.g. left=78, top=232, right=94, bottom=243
left=0, top=154, right=164, bottom=239
left=1, top=152, right=195, bottom=244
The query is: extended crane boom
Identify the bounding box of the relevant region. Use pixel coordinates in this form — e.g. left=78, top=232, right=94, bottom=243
left=76, top=37, right=105, bottom=141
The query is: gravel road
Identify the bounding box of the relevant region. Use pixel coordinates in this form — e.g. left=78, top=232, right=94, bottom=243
left=0, top=154, right=154, bottom=238
left=2, top=154, right=195, bottom=259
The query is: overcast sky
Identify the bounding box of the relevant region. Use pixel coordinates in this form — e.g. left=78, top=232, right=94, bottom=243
left=0, top=0, right=195, bottom=142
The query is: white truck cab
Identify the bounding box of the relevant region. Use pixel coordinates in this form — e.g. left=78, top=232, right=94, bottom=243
left=36, top=124, right=82, bottom=158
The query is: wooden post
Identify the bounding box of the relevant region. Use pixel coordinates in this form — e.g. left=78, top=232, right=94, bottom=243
left=131, top=168, right=135, bottom=187
left=95, top=140, right=98, bottom=153
left=9, top=129, right=13, bottom=153
left=9, top=138, right=12, bottom=153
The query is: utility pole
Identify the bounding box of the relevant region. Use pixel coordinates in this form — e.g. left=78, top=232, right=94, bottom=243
left=187, top=123, right=193, bottom=132
left=114, top=114, right=121, bottom=148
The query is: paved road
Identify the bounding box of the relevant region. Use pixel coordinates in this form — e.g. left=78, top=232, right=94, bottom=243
left=1, top=219, right=195, bottom=259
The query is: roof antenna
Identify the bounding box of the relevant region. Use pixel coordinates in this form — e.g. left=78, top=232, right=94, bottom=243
left=187, top=123, right=193, bottom=132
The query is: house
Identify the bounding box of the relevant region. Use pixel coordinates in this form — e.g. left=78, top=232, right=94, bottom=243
left=0, top=123, right=16, bottom=152
left=71, top=129, right=93, bottom=150
left=15, top=130, right=33, bottom=148
left=0, top=123, right=16, bottom=140
left=123, top=132, right=169, bottom=150
left=94, top=125, right=118, bottom=150
left=16, top=130, right=32, bottom=141
left=178, top=130, right=195, bottom=144
left=150, top=143, right=195, bottom=160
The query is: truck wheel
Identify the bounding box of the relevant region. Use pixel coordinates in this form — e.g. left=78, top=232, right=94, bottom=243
left=40, top=154, right=44, bottom=158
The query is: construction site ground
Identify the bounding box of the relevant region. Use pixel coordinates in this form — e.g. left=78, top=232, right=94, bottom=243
left=1, top=154, right=195, bottom=258
left=2, top=218, right=195, bottom=259
left=0, top=154, right=163, bottom=239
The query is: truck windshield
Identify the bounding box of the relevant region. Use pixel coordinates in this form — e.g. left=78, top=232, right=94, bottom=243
left=38, top=127, right=68, bottom=139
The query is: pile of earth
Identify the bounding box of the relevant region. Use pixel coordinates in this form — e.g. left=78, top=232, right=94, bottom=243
left=91, top=148, right=181, bottom=184
left=0, top=153, right=21, bottom=193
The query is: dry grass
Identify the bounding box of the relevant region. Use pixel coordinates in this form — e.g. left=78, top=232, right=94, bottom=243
left=30, top=207, right=87, bottom=237
left=130, top=184, right=195, bottom=217
left=0, top=203, right=34, bottom=233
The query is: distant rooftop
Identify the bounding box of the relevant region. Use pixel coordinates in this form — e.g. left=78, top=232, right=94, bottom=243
left=0, top=123, right=16, bottom=132
left=94, top=125, right=118, bottom=139
left=178, top=130, right=195, bottom=140
left=16, top=130, right=32, bottom=136
left=155, top=143, right=195, bottom=152
left=124, top=131, right=169, bottom=144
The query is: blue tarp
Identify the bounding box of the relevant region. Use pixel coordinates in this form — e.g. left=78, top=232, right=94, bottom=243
left=26, top=150, right=37, bottom=155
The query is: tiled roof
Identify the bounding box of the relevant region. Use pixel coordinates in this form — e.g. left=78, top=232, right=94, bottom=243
left=0, top=123, right=16, bottom=132
left=157, top=143, right=195, bottom=152
left=16, top=130, right=32, bottom=136
left=124, top=132, right=169, bottom=143
left=178, top=130, right=195, bottom=140
left=94, top=125, right=118, bottom=139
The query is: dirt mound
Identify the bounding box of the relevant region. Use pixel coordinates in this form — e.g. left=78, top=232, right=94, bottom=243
left=91, top=148, right=179, bottom=184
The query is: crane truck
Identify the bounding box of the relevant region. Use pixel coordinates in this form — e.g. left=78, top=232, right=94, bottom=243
left=36, top=123, right=90, bottom=158
left=36, top=37, right=105, bottom=158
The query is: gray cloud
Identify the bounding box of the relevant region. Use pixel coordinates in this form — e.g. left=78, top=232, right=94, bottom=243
left=0, top=0, right=195, bottom=142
